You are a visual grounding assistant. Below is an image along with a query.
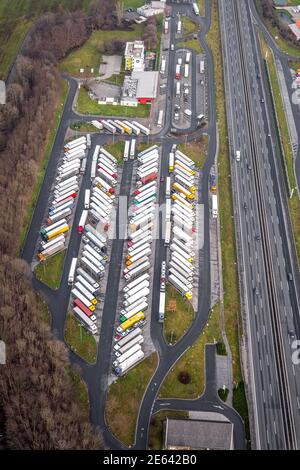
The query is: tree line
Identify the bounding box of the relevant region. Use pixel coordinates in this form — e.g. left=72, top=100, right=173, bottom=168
left=260, top=0, right=300, bottom=47
left=0, top=0, right=126, bottom=449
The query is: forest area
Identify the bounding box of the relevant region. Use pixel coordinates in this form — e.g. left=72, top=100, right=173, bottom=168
left=0, top=0, right=132, bottom=450
left=259, top=0, right=300, bottom=48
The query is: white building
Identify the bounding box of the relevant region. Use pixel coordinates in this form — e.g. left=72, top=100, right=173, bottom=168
left=124, top=41, right=145, bottom=72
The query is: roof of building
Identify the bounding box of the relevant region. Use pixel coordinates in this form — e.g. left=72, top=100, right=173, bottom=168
left=125, top=41, right=145, bottom=58
left=131, top=71, right=159, bottom=98
left=165, top=418, right=234, bottom=450
left=289, top=23, right=300, bottom=40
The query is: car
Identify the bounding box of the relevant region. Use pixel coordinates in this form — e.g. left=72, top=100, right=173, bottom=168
left=247, top=164, right=252, bottom=171
left=257, top=73, right=261, bottom=79
left=163, top=47, right=168, bottom=51
left=244, top=202, right=248, bottom=210
left=172, top=144, right=177, bottom=152
left=193, top=33, right=198, bottom=39
left=287, top=272, right=293, bottom=282
left=174, top=104, right=181, bottom=110
left=184, top=95, right=188, bottom=102
left=289, top=329, right=296, bottom=339
left=174, top=111, right=179, bottom=121
left=171, top=44, right=175, bottom=51
left=160, top=176, right=165, bottom=182
left=253, top=287, right=259, bottom=295
left=255, top=234, right=261, bottom=241
left=200, top=79, right=204, bottom=85
left=260, top=98, right=265, bottom=103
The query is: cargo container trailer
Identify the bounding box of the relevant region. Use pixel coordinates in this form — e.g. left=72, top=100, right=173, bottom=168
left=123, top=273, right=150, bottom=293
left=170, top=259, right=193, bottom=280
left=137, top=161, right=159, bottom=175
left=49, top=199, right=74, bottom=215
left=40, top=219, right=68, bottom=236
left=131, top=121, right=150, bottom=136
left=101, top=120, right=117, bottom=133
left=123, top=289, right=150, bottom=307
left=160, top=58, right=166, bottom=74
left=212, top=194, right=218, bottom=218
left=113, top=344, right=142, bottom=366
left=130, top=212, right=154, bottom=229
left=94, top=176, right=116, bottom=192
left=134, top=186, right=157, bottom=202
left=73, top=299, right=96, bottom=322
left=173, top=182, right=195, bottom=200
left=55, top=176, right=78, bottom=190
left=39, top=233, right=65, bottom=251
left=80, top=257, right=104, bottom=277
left=132, top=200, right=155, bottom=215
left=76, top=267, right=100, bottom=290
left=128, top=235, right=152, bottom=253
left=170, top=243, right=194, bottom=261
left=157, top=110, right=164, bottom=128
left=138, top=145, right=159, bottom=157
left=92, top=186, right=114, bottom=204
left=83, top=243, right=106, bottom=262
left=107, top=119, right=124, bottom=134
left=37, top=241, right=65, bottom=261
left=126, top=248, right=151, bottom=266
left=177, top=20, right=182, bottom=34
left=120, top=300, right=148, bottom=319
left=89, top=209, right=109, bottom=226
left=123, top=140, right=130, bottom=161
left=158, top=291, right=165, bottom=322
left=175, top=64, right=181, bottom=80
left=85, top=224, right=106, bottom=243
left=98, top=154, right=117, bottom=169
left=114, top=327, right=143, bottom=350
left=114, top=350, right=145, bottom=376
left=115, top=335, right=144, bottom=356
left=174, top=165, right=195, bottom=180
left=90, top=203, right=110, bottom=220
left=137, top=172, right=158, bottom=186
left=91, top=120, right=103, bottom=130
left=164, top=220, right=171, bottom=246
left=114, top=120, right=132, bottom=135
left=166, top=177, right=171, bottom=198
left=82, top=250, right=105, bottom=268
left=175, top=149, right=194, bottom=165
left=171, top=193, right=193, bottom=209
left=163, top=21, right=169, bottom=34
left=124, top=261, right=151, bottom=280
left=99, top=147, right=118, bottom=163
left=74, top=282, right=97, bottom=305
left=64, top=136, right=86, bottom=150
left=171, top=252, right=194, bottom=272
left=168, top=274, right=192, bottom=300
left=56, top=168, right=79, bottom=183
left=54, top=183, right=79, bottom=199
left=166, top=198, right=171, bottom=221
left=47, top=208, right=72, bottom=225
left=90, top=195, right=112, bottom=213
left=130, top=139, right=136, bottom=159
left=137, top=153, right=159, bottom=166
left=173, top=225, right=193, bottom=243
left=84, top=233, right=106, bottom=251
left=127, top=240, right=151, bottom=258
left=73, top=307, right=97, bottom=334
left=169, top=152, right=175, bottom=172
left=123, top=121, right=141, bottom=136
left=75, top=276, right=100, bottom=296
left=184, top=64, right=189, bottom=78
left=84, top=189, right=91, bottom=210
left=123, top=280, right=150, bottom=299
left=172, top=236, right=195, bottom=253
left=117, top=311, right=145, bottom=332
left=58, top=158, right=81, bottom=172
left=175, top=161, right=195, bottom=175
left=123, top=255, right=149, bottom=274
left=71, top=288, right=96, bottom=311
left=97, top=168, right=117, bottom=185
left=174, top=174, right=196, bottom=192
left=134, top=181, right=157, bottom=195
left=169, top=268, right=193, bottom=290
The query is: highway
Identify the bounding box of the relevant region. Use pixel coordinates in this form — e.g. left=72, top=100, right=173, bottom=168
left=20, top=0, right=247, bottom=451
left=220, top=0, right=300, bottom=449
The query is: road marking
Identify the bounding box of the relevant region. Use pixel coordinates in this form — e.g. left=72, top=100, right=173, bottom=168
left=257, top=331, right=260, bottom=343
left=263, top=390, right=265, bottom=403
left=270, top=383, right=273, bottom=396
left=274, top=421, right=277, bottom=435
left=260, top=359, right=262, bottom=371
left=266, top=354, right=269, bottom=367
left=263, top=324, right=266, bottom=336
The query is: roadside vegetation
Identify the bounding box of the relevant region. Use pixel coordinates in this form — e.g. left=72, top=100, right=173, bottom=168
left=77, top=87, right=151, bottom=118
left=104, top=140, right=125, bottom=164
left=70, top=121, right=97, bottom=133
left=177, top=38, right=203, bottom=54
left=148, top=410, right=188, bottom=450
left=207, top=0, right=242, bottom=385
left=255, top=0, right=300, bottom=57
left=259, top=32, right=300, bottom=263
left=178, top=135, right=209, bottom=169
left=218, top=387, right=229, bottom=402
left=159, top=304, right=222, bottom=399
left=60, top=24, right=144, bottom=78
left=34, top=251, right=66, bottom=290
left=64, top=313, right=97, bottom=364
left=103, top=72, right=126, bottom=86
left=233, top=381, right=250, bottom=449
left=105, top=352, right=158, bottom=446
left=65, top=365, right=89, bottom=410
left=163, top=285, right=195, bottom=345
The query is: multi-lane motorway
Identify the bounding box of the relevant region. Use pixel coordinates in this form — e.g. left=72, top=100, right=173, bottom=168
left=20, top=0, right=300, bottom=451
left=220, top=0, right=300, bottom=449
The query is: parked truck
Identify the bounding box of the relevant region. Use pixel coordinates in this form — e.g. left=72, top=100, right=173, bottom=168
left=117, top=311, right=145, bottom=333
left=212, top=194, right=218, bottom=218
left=113, top=344, right=142, bottom=366
left=175, top=64, right=181, bottom=80
left=114, top=327, right=142, bottom=350
left=114, top=350, right=145, bottom=376
left=158, top=291, right=165, bottom=323
left=115, top=335, right=144, bottom=357
left=73, top=306, right=97, bottom=334
left=71, top=288, right=96, bottom=311
left=124, top=260, right=151, bottom=281
left=123, top=273, right=150, bottom=293
left=168, top=274, right=192, bottom=300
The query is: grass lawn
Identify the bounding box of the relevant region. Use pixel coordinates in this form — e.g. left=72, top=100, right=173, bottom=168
left=103, top=72, right=126, bottom=87
left=259, top=32, right=300, bottom=264
left=0, top=19, right=31, bottom=80
left=148, top=410, right=188, bottom=450
left=104, top=140, right=125, bottom=164
left=207, top=0, right=242, bottom=386
left=137, top=142, right=155, bottom=154
left=288, top=60, right=300, bottom=71
left=19, top=79, right=70, bottom=251
left=65, top=365, right=89, bottom=410
left=77, top=87, right=151, bottom=118
left=159, top=304, right=222, bottom=399
left=34, top=251, right=66, bottom=290
left=64, top=313, right=97, bottom=364
left=123, top=0, right=144, bottom=8
left=196, top=0, right=205, bottom=16
left=70, top=121, right=97, bottom=133
left=163, top=285, right=195, bottom=345
left=233, top=381, right=250, bottom=448
left=255, top=0, right=300, bottom=57
left=177, top=38, right=203, bottom=54
left=105, top=352, right=158, bottom=446
left=182, top=17, right=199, bottom=37
left=178, top=135, right=209, bottom=170
left=60, top=24, right=144, bottom=78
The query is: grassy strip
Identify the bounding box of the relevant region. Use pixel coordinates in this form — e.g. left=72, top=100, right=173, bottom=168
left=207, top=0, right=242, bottom=385
left=288, top=60, right=300, bottom=71
left=60, top=25, right=144, bottom=78
left=0, top=19, right=31, bottom=80
left=196, top=0, right=205, bottom=16
left=178, top=135, right=209, bottom=170
left=233, top=381, right=250, bottom=449
left=182, top=17, right=199, bottom=37
left=104, top=140, right=125, bottom=164
left=105, top=352, right=158, bottom=446
left=65, top=365, right=89, bottom=409
left=34, top=251, right=66, bottom=290
left=70, top=121, right=96, bottom=133
left=64, top=313, right=97, bottom=364
left=177, top=38, right=203, bottom=54
left=163, top=285, right=195, bottom=345
left=159, top=304, right=222, bottom=399
left=255, top=0, right=300, bottom=57
left=103, top=72, right=126, bottom=87
left=77, top=87, right=150, bottom=118
left=124, top=0, right=144, bottom=8
left=148, top=410, right=188, bottom=450
left=218, top=387, right=229, bottom=402
left=259, top=32, right=300, bottom=263
left=19, top=79, right=70, bottom=251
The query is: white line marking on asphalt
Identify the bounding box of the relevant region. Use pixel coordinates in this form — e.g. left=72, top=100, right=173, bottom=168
left=263, top=390, right=265, bottom=403
left=274, top=421, right=277, bottom=435
left=270, top=383, right=273, bottom=396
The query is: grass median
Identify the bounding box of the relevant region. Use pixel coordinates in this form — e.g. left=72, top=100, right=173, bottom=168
left=77, top=88, right=150, bottom=118
left=178, top=135, right=209, bottom=170
left=163, top=285, right=195, bottom=345
left=105, top=352, right=158, bottom=446
left=64, top=313, right=97, bottom=364
left=259, top=32, right=300, bottom=264
left=34, top=251, right=66, bottom=290
left=104, top=141, right=125, bottom=165
left=159, top=304, right=222, bottom=399
left=177, top=38, right=203, bottom=54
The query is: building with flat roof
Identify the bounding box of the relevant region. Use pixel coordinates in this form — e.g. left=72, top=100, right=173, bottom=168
left=137, top=4, right=165, bottom=17
left=289, top=22, right=300, bottom=40
left=164, top=418, right=234, bottom=450
left=124, top=41, right=145, bottom=72
left=132, top=71, right=159, bottom=104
